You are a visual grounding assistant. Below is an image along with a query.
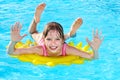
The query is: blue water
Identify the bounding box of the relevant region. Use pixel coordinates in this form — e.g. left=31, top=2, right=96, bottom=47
left=0, top=0, right=120, bottom=80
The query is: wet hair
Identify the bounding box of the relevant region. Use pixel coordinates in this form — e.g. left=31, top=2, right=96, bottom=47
left=43, top=22, right=64, bottom=40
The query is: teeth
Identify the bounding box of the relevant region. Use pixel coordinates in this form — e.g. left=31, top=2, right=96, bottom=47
left=50, top=46, right=57, bottom=50
left=52, top=46, right=56, bottom=48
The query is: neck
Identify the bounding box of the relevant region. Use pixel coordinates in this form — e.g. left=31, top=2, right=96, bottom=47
left=47, top=49, right=62, bottom=56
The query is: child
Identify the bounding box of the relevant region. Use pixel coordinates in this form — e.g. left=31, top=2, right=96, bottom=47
left=28, top=3, right=83, bottom=44
left=7, top=21, right=103, bottom=59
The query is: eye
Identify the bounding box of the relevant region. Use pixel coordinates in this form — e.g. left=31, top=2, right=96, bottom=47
left=56, top=38, right=60, bottom=40
left=46, top=38, right=51, bottom=41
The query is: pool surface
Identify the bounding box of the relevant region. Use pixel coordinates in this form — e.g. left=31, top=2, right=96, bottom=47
left=0, top=0, right=120, bottom=80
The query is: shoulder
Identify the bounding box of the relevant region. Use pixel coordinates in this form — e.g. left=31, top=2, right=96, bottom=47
left=65, top=44, right=73, bottom=53
left=65, top=44, right=77, bottom=55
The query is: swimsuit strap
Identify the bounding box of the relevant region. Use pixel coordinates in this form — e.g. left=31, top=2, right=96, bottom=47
left=41, top=45, right=48, bottom=56
left=62, top=43, right=67, bottom=56
left=38, top=39, right=48, bottom=56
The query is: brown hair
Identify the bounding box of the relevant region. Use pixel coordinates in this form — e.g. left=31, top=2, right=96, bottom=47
left=43, top=22, right=64, bottom=40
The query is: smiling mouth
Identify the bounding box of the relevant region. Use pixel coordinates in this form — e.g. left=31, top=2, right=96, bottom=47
left=49, top=46, right=58, bottom=50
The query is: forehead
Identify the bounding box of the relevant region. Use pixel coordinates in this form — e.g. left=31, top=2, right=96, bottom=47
left=47, top=30, right=60, bottom=36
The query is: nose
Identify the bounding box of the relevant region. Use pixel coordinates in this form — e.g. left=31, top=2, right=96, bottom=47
left=51, top=40, right=56, bottom=45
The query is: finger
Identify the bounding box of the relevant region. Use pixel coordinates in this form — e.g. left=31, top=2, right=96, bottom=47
left=86, top=37, right=91, bottom=46
left=92, top=29, right=95, bottom=38
left=13, top=22, right=19, bottom=31
left=101, top=36, right=104, bottom=42
left=98, top=30, right=104, bottom=40
left=19, top=22, right=22, bottom=30
left=17, top=22, right=22, bottom=33
left=17, top=22, right=21, bottom=31
left=14, top=22, right=18, bottom=30
left=16, top=22, right=20, bottom=31
left=96, top=29, right=99, bottom=37
left=11, top=25, right=14, bottom=33
left=12, top=23, right=15, bottom=30
left=98, top=31, right=102, bottom=38
left=100, top=30, right=102, bottom=35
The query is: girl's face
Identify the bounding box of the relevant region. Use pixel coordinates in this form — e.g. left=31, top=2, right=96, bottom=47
left=44, top=30, right=64, bottom=54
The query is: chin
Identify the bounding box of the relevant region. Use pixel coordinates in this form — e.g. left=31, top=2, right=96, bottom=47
left=50, top=51, right=58, bottom=54
left=49, top=49, right=59, bottom=54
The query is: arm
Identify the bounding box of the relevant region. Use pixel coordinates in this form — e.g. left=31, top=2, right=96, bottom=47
left=7, top=22, right=27, bottom=54
left=67, top=29, right=104, bottom=59
left=66, top=45, right=94, bottom=59
left=7, top=41, right=17, bottom=54
left=7, top=22, right=43, bottom=55
left=7, top=42, right=42, bottom=55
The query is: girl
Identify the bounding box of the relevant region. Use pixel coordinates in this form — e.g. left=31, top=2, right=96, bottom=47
left=7, top=22, right=103, bottom=59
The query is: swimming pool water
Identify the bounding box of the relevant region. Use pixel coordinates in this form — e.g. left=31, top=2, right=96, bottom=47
left=0, top=0, right=120, bottom=80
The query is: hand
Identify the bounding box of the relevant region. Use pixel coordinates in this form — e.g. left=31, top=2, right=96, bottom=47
left=86, top=29, right=104, bottom=51
left=11, top=22, right=27, bottom=42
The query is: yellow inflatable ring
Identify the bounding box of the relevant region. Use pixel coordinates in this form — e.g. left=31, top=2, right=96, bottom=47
left=9, top=40, right=93, bottom=66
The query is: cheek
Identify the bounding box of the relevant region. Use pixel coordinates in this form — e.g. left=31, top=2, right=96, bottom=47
left=57, top=40, right=64, bottom=46
left=44, top=40, right=50, bottom=46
